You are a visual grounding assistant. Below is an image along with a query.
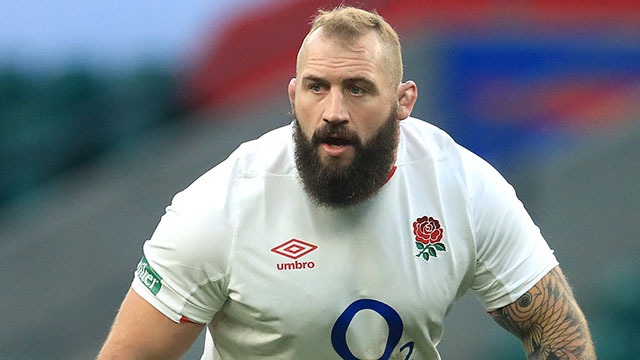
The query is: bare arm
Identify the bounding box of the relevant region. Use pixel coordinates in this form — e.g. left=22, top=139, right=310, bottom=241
left=490, top=266, right=596, bottom=359
left=98, top=289, right=204, bottom=360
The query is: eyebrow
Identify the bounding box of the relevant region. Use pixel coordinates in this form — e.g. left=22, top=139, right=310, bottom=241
left=301, top=75, right=329, bottom=85
left=343, top=76, right=378, bottom=94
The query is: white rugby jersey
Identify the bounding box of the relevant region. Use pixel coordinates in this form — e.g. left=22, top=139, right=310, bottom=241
left=131, top=117, right=558, bottom=360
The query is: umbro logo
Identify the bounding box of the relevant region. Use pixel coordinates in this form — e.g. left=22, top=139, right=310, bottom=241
left=271, top=239, right=317, bottom=271
left=271, top=239, right=317, bottom=259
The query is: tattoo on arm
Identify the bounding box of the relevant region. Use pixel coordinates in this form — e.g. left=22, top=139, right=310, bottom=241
left=490, top=267, right=596, bottom=359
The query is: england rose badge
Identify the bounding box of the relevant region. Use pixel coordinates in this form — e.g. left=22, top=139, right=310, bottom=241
left=413, top=216, right=446, bottom=262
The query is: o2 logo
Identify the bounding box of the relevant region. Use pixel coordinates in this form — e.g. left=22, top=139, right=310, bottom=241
left=331, top=299, right=414, bottom=360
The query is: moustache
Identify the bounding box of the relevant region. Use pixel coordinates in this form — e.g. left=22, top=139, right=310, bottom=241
left=310, top=123, right=362, bottom=147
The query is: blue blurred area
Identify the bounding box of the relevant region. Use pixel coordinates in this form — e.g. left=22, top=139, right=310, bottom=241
left=0, top=0, right=272, bottom=70
left=434, top=31, right=640, bottom=171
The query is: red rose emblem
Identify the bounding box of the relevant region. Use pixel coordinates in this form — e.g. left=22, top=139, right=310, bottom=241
left=413, top=215, right=447, bottom=262
left=413, top=216, right=443, bottom=244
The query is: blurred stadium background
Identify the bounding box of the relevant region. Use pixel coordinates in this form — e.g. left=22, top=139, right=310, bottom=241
left=1, top=0, right=638, bottom=358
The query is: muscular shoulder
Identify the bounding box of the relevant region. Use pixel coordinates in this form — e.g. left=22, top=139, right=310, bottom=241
left=166, top=123, right=295, bottom=222
left=399, top=117, right=461, bottom=164
left=399, top=117, right=500, bottom=191
left=230, top=123, right=296, bottom=177
left=146, top=124, right=295, bottom=266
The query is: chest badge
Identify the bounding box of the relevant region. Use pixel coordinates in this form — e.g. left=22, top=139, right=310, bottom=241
left=413, top=216, right=447, bottom=262
left=271, top=239, right=318, bottom=271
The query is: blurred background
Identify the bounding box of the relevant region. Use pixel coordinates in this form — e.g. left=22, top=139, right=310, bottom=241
left=1, top=0, right=638, bottom=358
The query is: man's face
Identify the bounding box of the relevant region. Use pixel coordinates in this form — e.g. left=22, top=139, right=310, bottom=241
left=291, top=29, right=398, bottom=167
left=290, top=29, right=401, bottom=207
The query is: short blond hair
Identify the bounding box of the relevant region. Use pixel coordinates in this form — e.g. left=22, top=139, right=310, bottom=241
left=300, top=6, right=403, bottom=86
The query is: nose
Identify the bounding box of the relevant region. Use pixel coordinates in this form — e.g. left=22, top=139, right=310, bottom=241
left=323, top=88, right=349, bottom=124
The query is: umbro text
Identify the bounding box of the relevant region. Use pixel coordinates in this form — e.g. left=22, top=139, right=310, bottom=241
left=276, top=260, right=315, bottom=271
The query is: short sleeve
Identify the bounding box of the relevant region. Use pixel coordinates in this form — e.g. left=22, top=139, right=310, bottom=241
left=463, top=149, right=558, bottom=311
left=131, top=160, right=237, bottom=324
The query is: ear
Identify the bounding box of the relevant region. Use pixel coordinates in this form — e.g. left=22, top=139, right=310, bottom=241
left=288, top=78, right=297, bottom=106
left=396, top=81, right=418, bottom=120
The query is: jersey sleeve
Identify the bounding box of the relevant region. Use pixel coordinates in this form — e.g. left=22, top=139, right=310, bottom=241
left=131, top=158, right=238, bottom=324
left=462, top=149, right=558, bottom=311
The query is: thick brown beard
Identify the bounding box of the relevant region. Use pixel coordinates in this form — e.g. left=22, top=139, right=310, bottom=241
left=292, top=108, right=399, bottom=208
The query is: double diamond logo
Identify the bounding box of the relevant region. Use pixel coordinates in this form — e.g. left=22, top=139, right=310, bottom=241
left=271, top=239, right=318, bottom=259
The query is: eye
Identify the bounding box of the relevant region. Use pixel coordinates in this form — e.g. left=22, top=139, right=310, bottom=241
left=309, top=83, right=324, bottom=93
left=348, top=86, right=365, bottom=95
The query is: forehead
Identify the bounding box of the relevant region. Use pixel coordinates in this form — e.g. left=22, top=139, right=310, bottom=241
left=297, top=29, right=385, bottom=80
